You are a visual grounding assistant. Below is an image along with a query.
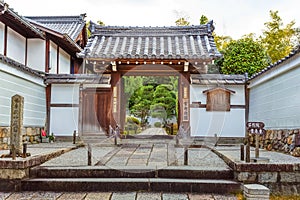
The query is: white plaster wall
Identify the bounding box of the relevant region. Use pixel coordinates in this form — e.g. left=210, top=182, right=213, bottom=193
left=190, top=84, right=245, bottom=137
left=51, top=84, right=79, bottom=104
left=190, top=85, right=245, bottom=105
left=50, top=84, right=80, bottom=136
left=50, top=107, right=78, bottom=136
left=7, top=28, right=26, bottom=64
left=0, top=22, right=4, bottom=54
left=58, top=49, right=70, bottom=74
left=49, top=41, right=58, bottom=74
left=249, top=64, right=300, bottom=129
left=27, top=39, right=45, bottom=71
left=0, top=65, right=46, bottom=127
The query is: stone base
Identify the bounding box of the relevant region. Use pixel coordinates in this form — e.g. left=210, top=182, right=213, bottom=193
left=250, top=157, right=270, bottom=163
left=244, top=184, right=270, bottom=200
left=41, top=137, right=49, bottom=143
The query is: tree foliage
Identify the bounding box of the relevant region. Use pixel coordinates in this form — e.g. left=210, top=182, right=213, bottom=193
left=127, top=77, right=178, bottom=127
left=150, top=84, right=176, bottom=125
left=260, top=10, right=296, bottom=63
left=220, top=37, right=270, bottom=77
left=199, top=15, right=208, bottom=25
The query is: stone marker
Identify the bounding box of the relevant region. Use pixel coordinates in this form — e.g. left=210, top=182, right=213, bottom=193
left=10, top=94, right=24, bottom=156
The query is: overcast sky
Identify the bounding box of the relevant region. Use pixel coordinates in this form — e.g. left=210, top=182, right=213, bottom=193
left=5, top=0, right=300, bottom=39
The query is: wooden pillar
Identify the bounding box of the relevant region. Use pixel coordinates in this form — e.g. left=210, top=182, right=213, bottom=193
left=4, top=25, right=7, bottom=56
left=45, top=39, right=50, bottom=73
left=111, top=71, right=121, bottom=128
left=178, top=72, right=190, bottom=132
left=45, top=85, right=51, bottom=134
left=78, top=84, right=83, bottom=137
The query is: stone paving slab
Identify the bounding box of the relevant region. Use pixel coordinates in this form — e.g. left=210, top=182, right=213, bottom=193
left=84, top=192, right=112, bottom=200
left=0, top=192, right=240, bottom=200
left=111, top=192, right=136, bottom=200
left=162, top=193, right=188, bottom=200
left=136, top=192, right=161, bottom=200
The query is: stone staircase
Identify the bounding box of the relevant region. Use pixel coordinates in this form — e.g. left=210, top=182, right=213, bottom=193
left=21, top=165, right=241, bottom=193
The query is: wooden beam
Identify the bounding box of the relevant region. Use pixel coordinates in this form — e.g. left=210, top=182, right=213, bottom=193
left=4, top=24, right=7, bottom=56
left=45, top=39, right=50, bottom=73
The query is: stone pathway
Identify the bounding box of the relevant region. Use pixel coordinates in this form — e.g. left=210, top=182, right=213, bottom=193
left=138, top=128, right=168, bottom=135
left=0, top=192, right=238, bottom=200
left=40, top=141, right=231, bottom=171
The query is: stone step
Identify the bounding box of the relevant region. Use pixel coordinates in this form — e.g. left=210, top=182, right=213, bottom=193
left=21, top=178, right=241, bottom=193
left=29, top=166, right=234, bottom=180
left=80, top=133, right=108, bottom=143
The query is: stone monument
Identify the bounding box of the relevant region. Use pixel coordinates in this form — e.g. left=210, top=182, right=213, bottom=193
left=10, top=94, right=24, bottom=156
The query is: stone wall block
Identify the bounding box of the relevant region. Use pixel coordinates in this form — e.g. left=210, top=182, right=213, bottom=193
left=258, top=172, right=277, bottom=183
left=280, top=172, right=297, bottom=182
left=236, top=172, right=257, bottom=182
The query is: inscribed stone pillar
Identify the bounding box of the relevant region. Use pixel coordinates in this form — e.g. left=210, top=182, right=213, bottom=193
left=10, top=94, right=24, bottom=155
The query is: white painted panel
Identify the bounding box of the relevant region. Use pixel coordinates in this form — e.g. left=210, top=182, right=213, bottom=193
left=190, top=85, right=245, bottom=105
left=27, top=39, right=45, bottom=71
left=51, top=84, right=79, bottom=104
left=7, top=28, right=26, bottom=64
left=190, top=108, right=245, bottom=137
left=49, top=41, right=58, bottom=74
left=249, top=65, right=300, bottom=129
left=0, top=22, right=4, bottom=54
left=50, top=107, right=78, bottom=136
left=58, top=48, right=70, bottom=74
left=0, top=69, right=46, bottom=127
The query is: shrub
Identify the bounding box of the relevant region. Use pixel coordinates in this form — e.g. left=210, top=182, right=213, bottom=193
left=154, top=122, right=162, bottom=128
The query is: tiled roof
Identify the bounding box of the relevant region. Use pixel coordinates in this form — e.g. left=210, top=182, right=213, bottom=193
left=0, top=2, right=44, bottom=38
left=0, top=54, right=44, bottom=78
left=191, top=74, right=246, bottom=85
left=250, top=45, right=300, bottom=80
left=78, top=21, right=221, bottom=60
left=25, top=14, right=86, bottom=41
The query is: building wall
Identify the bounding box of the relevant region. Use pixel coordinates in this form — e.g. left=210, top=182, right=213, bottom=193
left=249, top=54, right=300, bottom=129
left=49, top=41, right=58, bottom=74
left=0, top=22, right=4, bottom=54
left=7, top=27, right=26, bottom=64
left=0, top=62, right=46, bottom=127
left=58, top=49, right=70, bottom=74
left=50, top=84, right=79, bottom=136
left=190, top=84, right=245, bottom=137
left=27, top=38, right=45, bottom=72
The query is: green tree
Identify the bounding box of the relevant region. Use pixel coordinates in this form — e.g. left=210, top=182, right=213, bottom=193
left=260, top=10, right=296, bottom=63
left=200, top=15, right=209, bottom=25
left=220, top=37, right=270, bottom=77
left=129, top=85, right=154, bottom=128
left=150, top=84, right=176, bottom=125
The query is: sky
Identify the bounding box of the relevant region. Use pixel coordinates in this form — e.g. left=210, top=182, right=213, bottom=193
left=4, top=0, right=300, bottom=39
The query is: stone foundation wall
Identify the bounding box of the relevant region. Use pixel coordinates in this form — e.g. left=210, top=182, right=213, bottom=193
left=249, top=129, right=300, bottom=157
left=0, top=126, right=43, bottom=150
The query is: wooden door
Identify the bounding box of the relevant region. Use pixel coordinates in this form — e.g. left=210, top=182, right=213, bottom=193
left=82, top=88, right=112, bottom=134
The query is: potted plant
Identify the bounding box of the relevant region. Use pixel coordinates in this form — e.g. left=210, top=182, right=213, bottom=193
left=48, top=133, right=55, bottom=143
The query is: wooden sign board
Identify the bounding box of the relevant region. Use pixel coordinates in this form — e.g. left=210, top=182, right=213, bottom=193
left=246, top=122, right=266, bottom=135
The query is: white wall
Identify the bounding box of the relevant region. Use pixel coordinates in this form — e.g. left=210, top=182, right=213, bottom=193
left=27, top=39, right=45, bottom=72
left=190, top=84, right=245, bottom=137
left=7, top=27, right=26, bottom=64
left=50, top=84, right=80, bottom=136
left=249, top=62, right=300, bottom=129
left=0, top=62, right=46, bottom=127
left=58, top=48, right=70, bottom=74
left=0, top=22, right=4, bottom=54
left=49, top=41, right=58, bottom=74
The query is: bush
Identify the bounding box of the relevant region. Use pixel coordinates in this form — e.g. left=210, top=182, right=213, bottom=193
left=126, top=116, right=140, bottom=125
left=154, top=122, right=162, bottom=128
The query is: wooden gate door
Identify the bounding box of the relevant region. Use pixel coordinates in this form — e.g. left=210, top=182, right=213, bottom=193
left=82, top=88, right=112, bottom=134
